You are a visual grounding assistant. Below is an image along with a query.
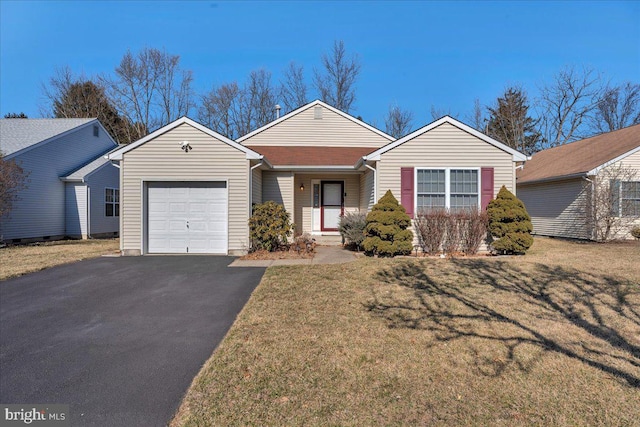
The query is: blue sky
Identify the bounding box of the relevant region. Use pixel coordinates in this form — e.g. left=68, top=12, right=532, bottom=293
left=1, top=1, right=638, bottom=129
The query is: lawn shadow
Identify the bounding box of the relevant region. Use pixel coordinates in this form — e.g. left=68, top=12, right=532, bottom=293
left=367, top=259, right=640, bottom=388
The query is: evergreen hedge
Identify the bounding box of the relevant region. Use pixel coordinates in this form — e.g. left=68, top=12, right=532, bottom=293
left=363, top=190, right=413, bottom=256
left=487, top=186, right=533, bottom=254
left=248, top=201, right=293, bottom=252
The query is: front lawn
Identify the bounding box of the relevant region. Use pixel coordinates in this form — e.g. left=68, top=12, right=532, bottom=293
left=0, top=238, right=119, bottom=280
left=172, top=238, right=640, bottom=426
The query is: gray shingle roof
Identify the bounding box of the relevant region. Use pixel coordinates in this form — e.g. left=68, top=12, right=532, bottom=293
left=0, top=118, right=96, bottom=157
left=62, top=154, right=112, bottom=181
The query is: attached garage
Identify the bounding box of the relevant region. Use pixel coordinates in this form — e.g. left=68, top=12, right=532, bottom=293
left=147, top=182, right=228, bottom=254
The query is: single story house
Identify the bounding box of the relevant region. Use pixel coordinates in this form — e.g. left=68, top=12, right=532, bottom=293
left=0, top=118, right=119, bottom=242
left=107, top=100, right=527, bottom=255
left=517, top=124, right=640, bottom=240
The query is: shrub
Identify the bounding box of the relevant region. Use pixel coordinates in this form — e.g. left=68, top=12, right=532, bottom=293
left=362, top=190, right=413, bottom=257
left=338, top=211, right=367, bottom=251
left=459, top=208, right=489, bottom=255
left=293, top=233, right=316, bottom=253
left=487, top=186, right=533, bottom=254
left=248, top=201, right=293, bottom=252
left=442, top=212, right=462, bottom=255
left=414, top=209, right=448, bottom=255
left=631, top=226, right=640, bottom=240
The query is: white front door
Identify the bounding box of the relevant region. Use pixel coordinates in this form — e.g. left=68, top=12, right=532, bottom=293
left=321, top=181, right=343, bottom=231
left=147, top=182, right=228, bottom=254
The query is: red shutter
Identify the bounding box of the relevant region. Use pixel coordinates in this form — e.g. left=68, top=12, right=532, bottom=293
left=401, top=167, right=414, bottom=218
left=481, top=167, right=494, bottom=210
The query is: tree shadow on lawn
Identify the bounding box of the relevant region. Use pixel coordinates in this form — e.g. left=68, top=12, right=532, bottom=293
left=367, top=259, right=640, bottom=388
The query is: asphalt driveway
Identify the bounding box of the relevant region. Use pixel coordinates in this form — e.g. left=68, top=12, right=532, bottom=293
left=0, top=256, right=265, bottom=426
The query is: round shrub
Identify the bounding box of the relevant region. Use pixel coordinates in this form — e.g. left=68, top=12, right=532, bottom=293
left=248, top=201, right=293, bottom=252
left=631, top=226, right=640, bottom=240
left=338, top=211, right=367, bottom=251
left=362, top=190, right=413, bottom=256
left=487, top=186, right=533, bottom=254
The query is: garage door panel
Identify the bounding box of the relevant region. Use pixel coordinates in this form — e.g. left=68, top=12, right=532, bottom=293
left=147, top=182, right=228, bottom=254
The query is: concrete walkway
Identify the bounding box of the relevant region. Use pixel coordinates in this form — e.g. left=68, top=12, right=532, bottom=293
left=229, top=245, right=360, bottom=267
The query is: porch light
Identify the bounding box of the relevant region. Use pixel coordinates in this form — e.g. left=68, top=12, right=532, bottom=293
left=300, top=183, right=305, bottom=191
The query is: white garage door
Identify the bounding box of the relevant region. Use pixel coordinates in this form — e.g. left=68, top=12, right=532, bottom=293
left=147, top=182, right=228, bottom=254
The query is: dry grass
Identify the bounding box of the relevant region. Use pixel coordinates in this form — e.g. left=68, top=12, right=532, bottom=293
left=172, top=237, right=640, bottom=426
left=0, top=238, right=119, bottom=281
left=240, top=247, right=314, bottom=260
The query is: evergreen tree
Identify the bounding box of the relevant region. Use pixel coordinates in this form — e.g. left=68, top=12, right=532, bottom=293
left=487, top=87, right=540, bottom=155
left=487, top=186, right=533, bottom=254
left=363, top=190, right=413, bottom=256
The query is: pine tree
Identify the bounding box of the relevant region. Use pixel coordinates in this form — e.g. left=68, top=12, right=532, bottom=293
left=487, top=87, right=540, bottom=155
left=363, top=190, right=413, bottom=256
left=487, top=186, right=533, bottom=254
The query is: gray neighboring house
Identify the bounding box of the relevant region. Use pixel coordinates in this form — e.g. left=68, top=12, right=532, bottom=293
left=517, top=124, right=640, bottom=240
left=0, top=118, right=119, bottom=242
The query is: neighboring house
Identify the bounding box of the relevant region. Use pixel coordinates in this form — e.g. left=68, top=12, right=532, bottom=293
left=0, top=118, right=119, bottom=242
left=108, top=100, right=527, bottom=255
left=517, top=124, right=640, bottom=240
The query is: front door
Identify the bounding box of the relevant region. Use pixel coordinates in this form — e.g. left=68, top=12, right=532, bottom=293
left=321, top=181, right=344, bottom=231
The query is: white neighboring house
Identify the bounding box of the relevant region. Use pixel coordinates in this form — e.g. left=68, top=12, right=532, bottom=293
left=0, top=118, right=119, bottom=242
left=517, top=123, right=640, bottom=240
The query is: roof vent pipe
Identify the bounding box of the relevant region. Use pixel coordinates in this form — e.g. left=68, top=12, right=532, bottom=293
left=274, top=104, right=281, bottom=119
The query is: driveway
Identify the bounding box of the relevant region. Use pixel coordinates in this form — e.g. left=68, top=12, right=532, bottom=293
left=0, top=256, right=265, bottom=426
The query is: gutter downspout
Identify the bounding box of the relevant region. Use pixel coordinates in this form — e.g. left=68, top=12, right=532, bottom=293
left=250, top=159, right=264, bottom=216
left=87, top=185, right=92, bottom=239
left=363, top=158, right=377, bottom=206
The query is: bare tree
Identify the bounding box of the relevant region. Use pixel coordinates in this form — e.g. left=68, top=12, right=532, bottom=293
left=103, top=47, right=193, bottom=140
left=592, top=82, right=640, bottom=133
left=487, top=86, right=540, bottom=154
left=430, top=106, right=458, bottom=121
left=384, top=104, right=413, bottom=138
left=467, top=98, right=487, bottom=132
left=0, top=153, right=29, bottom=219
left=313, top=40, right=361, bottom=113
left=41, top=67, right=136, bottom=144
left=588, top=163, right=639, bottom=241
left=198, top=69, right=276, bottom=139
left=536, top=66, right=604, bottom=147
left=3, top=113, right=27, bottom=118
left=279, top=62, right=307, bottom=114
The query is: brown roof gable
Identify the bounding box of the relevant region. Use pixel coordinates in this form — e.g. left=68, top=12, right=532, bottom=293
left=246, top=146, right=377, bottom=167
left=517, top=124, right=640, bottom=184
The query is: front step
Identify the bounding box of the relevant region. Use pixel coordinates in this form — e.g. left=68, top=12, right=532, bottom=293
left=311, top=235, right=343, bottom=246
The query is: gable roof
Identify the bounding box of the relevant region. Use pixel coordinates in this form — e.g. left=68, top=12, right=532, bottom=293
left=245, top=145, right=378, bottom=168
left=108, top=117, right=263, bottom=161
left=61, top=151, right=114, bottom=182
left=517, top=123, right=640, bottom=184
left=0, top=118, right=98, bottom=158
left=237, top=99, right=395, bottom=143
left=365, top=115, right=528, bottom=162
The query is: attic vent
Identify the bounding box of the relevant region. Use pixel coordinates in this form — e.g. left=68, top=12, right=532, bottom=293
left=93, top=125, right=99, bottom=137
left=314, top=106, right=323, bottom=120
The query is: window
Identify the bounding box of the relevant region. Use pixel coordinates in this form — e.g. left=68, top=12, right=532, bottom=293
left=93, top=125, right=99, bottom=137
left=105, top=188, right=119, bottom=217
left=417, top=168, right=479, bottom=212
left=621, top=181, right=640, bottom=217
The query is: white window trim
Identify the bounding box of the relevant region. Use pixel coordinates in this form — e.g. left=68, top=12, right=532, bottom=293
left=414, top=167, right=481, bottom=212
left=105, top=187, right=119, bottom=217
left=620, top=180, right=640, bottom=217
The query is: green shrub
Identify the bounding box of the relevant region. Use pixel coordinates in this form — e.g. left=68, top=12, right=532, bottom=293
left=362, top=190, right=413, bottom=257
left=487, top=186, right=533, bottom=254
left=248, top=201, right=293, bottom=252
left=631, top=226, right=640, bottom=240
left=338, top=211, right=367, bottom=251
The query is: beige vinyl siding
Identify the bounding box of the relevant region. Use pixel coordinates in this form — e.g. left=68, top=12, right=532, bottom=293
left=262, top=171, right=294, bottom=216
left=0, top=123, right=115, bottom=241
left=293, top=174, right=360, bottom=235
left=360, top=169, right=375, bottom=211
left=377, top=122, right=515, bottom=203
left=252, top=167, right=262, bottom=206
left=121, top=123, right=249, bottom=255
left=602, top=151, right=640, bottom=238
left=518, top=179, right=592, bottom=240
left=240, top=104, right=391, bottom=147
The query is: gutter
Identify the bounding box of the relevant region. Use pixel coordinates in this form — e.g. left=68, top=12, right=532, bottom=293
left=517, top=172, right=588, bottom=186
left=364, top=160, right=377, bottom=203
